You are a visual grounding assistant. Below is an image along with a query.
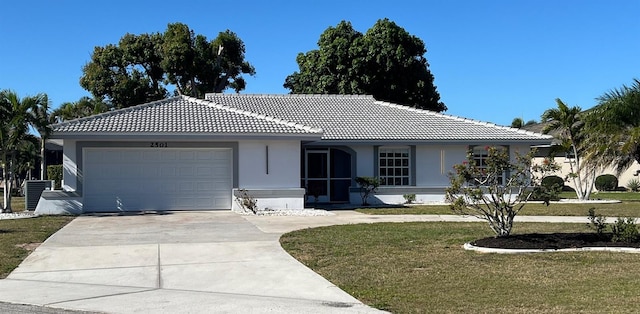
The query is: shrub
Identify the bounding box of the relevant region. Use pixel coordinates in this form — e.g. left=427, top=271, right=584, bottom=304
left=595, top=174, right=618, bottom=191
left=586, top=209, right=639, bottom=243
left=587, top=208, right=607, bottom=237
left=530, top=175, right=564, bottom=202
left=541, top=175, right=564, bottom=189
left=355, top=177, right=379, bottom=206
left=627, top=178, right=640, bottom=192
left=611, top=217, right=639, bottom=243
left=403, top=193, right=416, bottom=204
left=234, top=189, right=258, bottom=214
left=47, top=165, right=63, bottom=189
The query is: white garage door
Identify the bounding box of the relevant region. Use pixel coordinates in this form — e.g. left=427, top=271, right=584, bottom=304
left=83, top=148, right=232, bottom=211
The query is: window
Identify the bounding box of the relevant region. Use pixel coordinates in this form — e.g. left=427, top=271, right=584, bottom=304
left=379, top=148, right=410, bottom=186
left=472, top=146, right=507, bottom=185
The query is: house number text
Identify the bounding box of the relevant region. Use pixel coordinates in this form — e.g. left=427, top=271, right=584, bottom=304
left=150, top=142, right=168, bottom=148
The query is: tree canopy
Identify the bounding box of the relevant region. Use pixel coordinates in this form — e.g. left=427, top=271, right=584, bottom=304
left=52, top=97, right=110, bottom=123
left=284, top=19, right=445, bottom=112
left=510, top=117, right=537, bottom=128
left=541, top=98, right=596, bottom=200
left=0, top=90, right=51, bottom=212
left=583, top=78, right=640, bottom=175
left=80, top=23, right=255, bottom=109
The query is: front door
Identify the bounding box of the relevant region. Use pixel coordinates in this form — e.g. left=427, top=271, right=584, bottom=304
left=304, top=148, right=351, bottom=202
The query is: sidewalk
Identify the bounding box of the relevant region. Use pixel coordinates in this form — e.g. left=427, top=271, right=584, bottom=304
left=242, top=211, right=592, bottom=234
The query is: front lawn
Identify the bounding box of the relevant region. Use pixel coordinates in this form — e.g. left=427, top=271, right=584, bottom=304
left=0, top=216, right=74, bottom=278
left=281, top=222, right=640, bottom=313
left=357, top=201, right=640, bottom=217
left=560, top=191, right=640, bottom=201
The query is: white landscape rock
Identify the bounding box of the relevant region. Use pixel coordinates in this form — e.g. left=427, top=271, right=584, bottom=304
left=0, top=212, right=38, bottom=220
left=233, top=208, right=335, bottom=216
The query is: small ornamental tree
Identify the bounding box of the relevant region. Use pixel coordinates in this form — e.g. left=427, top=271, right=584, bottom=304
left=355, top=176, right=380, bottom=206
left=445, top=147, right=559, bottom=237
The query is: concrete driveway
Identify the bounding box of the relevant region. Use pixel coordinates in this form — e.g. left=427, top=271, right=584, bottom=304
left=0, top=211, right=382, bottom=313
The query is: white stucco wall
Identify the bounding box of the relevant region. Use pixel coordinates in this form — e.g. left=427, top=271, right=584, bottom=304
left=62, top=139, right=78, bottom=192
left=353, top=144, right=539, bottom=205
left=534, top=157, right=640, bottom=191
left=351, top=145, right=374, bottom=177
left=237, top=140, right=301, bottom=188
left=415, top=145, right=468, bottom=187
left=236, top=140, right=305, bottom=210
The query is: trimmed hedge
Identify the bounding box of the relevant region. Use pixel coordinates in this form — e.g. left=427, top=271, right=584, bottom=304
left=595, top=174, right=618, bottom=191
left=529, top=175, right=564, bottom=202
left=47, top=165, right=62, bottom=189
left=541, top=175, right=564, bottom=189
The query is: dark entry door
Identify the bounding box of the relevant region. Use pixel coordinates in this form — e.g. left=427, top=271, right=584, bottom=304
left=304, top=148, right=351, bottom=202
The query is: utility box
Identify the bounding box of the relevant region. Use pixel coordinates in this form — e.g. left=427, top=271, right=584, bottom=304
left=24, top=180, right=54, bottom=211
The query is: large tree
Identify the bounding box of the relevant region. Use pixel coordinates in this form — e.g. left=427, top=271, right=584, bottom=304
left=51, top=97, right=110, bottom=123
left=284, top=19, right=445, bottom=112
left=583, top=78, right=640, bottom=175
left=541, top=99, right=596, bottom=200
left=80, top=23, right=255, bottom=109
left=0, top=90, right=51, bottom=212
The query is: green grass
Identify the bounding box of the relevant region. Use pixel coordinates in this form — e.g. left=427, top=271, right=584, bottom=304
left=560, top=191, right=640, bottom=201
left=357, top=201, right=640, bottom=217
left=281, top=222, right=640, bottom=313
left=10, top=196, right=25, bottom=212
left=0, top=216, right=74, bottom=278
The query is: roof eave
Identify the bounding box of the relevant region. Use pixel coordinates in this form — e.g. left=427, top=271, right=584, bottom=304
left=310, top=138, right=554, bottom=145
left=49, top=132, right=323, bottom=141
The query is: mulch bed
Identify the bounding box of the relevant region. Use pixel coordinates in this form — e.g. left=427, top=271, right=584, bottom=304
left=472, top=233, right=640, bottom=250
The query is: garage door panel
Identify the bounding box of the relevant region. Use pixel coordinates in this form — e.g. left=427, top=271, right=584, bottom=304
left=83, top=148, right=232, bottom=211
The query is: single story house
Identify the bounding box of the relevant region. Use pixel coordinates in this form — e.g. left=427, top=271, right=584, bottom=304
left=36, top=94, right=552, bottom=214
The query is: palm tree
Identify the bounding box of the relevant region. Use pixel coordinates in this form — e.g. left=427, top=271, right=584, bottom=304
left=32, top=95, right=53, bottom=180
left=0, top=90, right=51, bottom=212
left=51, top=97, right=110, bottom=123
left=583, top=79, right=640, bottom=175
left=15, top=135, right=39, bottom=183
left=541, top=98, right=595, bottom=200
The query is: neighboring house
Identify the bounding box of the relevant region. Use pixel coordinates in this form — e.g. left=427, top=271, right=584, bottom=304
left=37, top=94, right=552, bottom=214
left=523, top=123, right=640, bottom=191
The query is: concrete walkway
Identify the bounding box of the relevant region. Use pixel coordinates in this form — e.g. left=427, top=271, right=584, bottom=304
left=0, top=211, right=591, bottom=313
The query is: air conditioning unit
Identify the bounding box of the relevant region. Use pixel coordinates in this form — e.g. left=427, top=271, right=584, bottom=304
left=24, top=180, right=55, bottom=211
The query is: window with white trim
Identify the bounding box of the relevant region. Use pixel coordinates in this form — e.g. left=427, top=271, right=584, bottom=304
left=379, top=148, right=410, bottom=186
left=472, top=145, right=507, bottom=185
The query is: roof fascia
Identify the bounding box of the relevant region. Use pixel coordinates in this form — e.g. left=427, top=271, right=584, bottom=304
left=49, top=132, right=323, bottom=142
left=308, top=139, right=554, bottom=146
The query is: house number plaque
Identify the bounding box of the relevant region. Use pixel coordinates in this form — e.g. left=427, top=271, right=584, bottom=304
left=150, top=142, right=168, bottom=148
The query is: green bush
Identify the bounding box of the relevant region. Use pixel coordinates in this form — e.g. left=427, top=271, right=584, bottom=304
left=47, top=165, right=63, bottom=189
left=627, top=178, right=640, bottom=192
left=587, top=208, right=607, bottom=237
left=403, top=193, right=416, bottom=204
left=529, top=176, right=563, bottom=203
left=355, top=176, right=379, bottom=206
left=595, top=174, right=618, bottom=191
left=541, top=175, right=564, bottom=189
left=611, top=217, right=639, bottom=243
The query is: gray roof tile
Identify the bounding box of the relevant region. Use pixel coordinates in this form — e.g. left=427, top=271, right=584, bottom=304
left=52, top=96, right=323, bottom=136
left=205, top=94, right=552, bottom=142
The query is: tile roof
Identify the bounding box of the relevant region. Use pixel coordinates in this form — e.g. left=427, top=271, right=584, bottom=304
left=205, top=94, right=553, bottom=142
left=52, top=96, right=323, bottom=136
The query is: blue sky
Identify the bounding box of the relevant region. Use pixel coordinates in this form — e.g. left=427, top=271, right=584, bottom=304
left=1, top=0, right=638, bottom=126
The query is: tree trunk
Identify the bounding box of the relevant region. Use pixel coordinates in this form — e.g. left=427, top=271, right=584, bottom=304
left=2, top=165, right=12, bottom=214
left=40, top=138, right=46, bottom=180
